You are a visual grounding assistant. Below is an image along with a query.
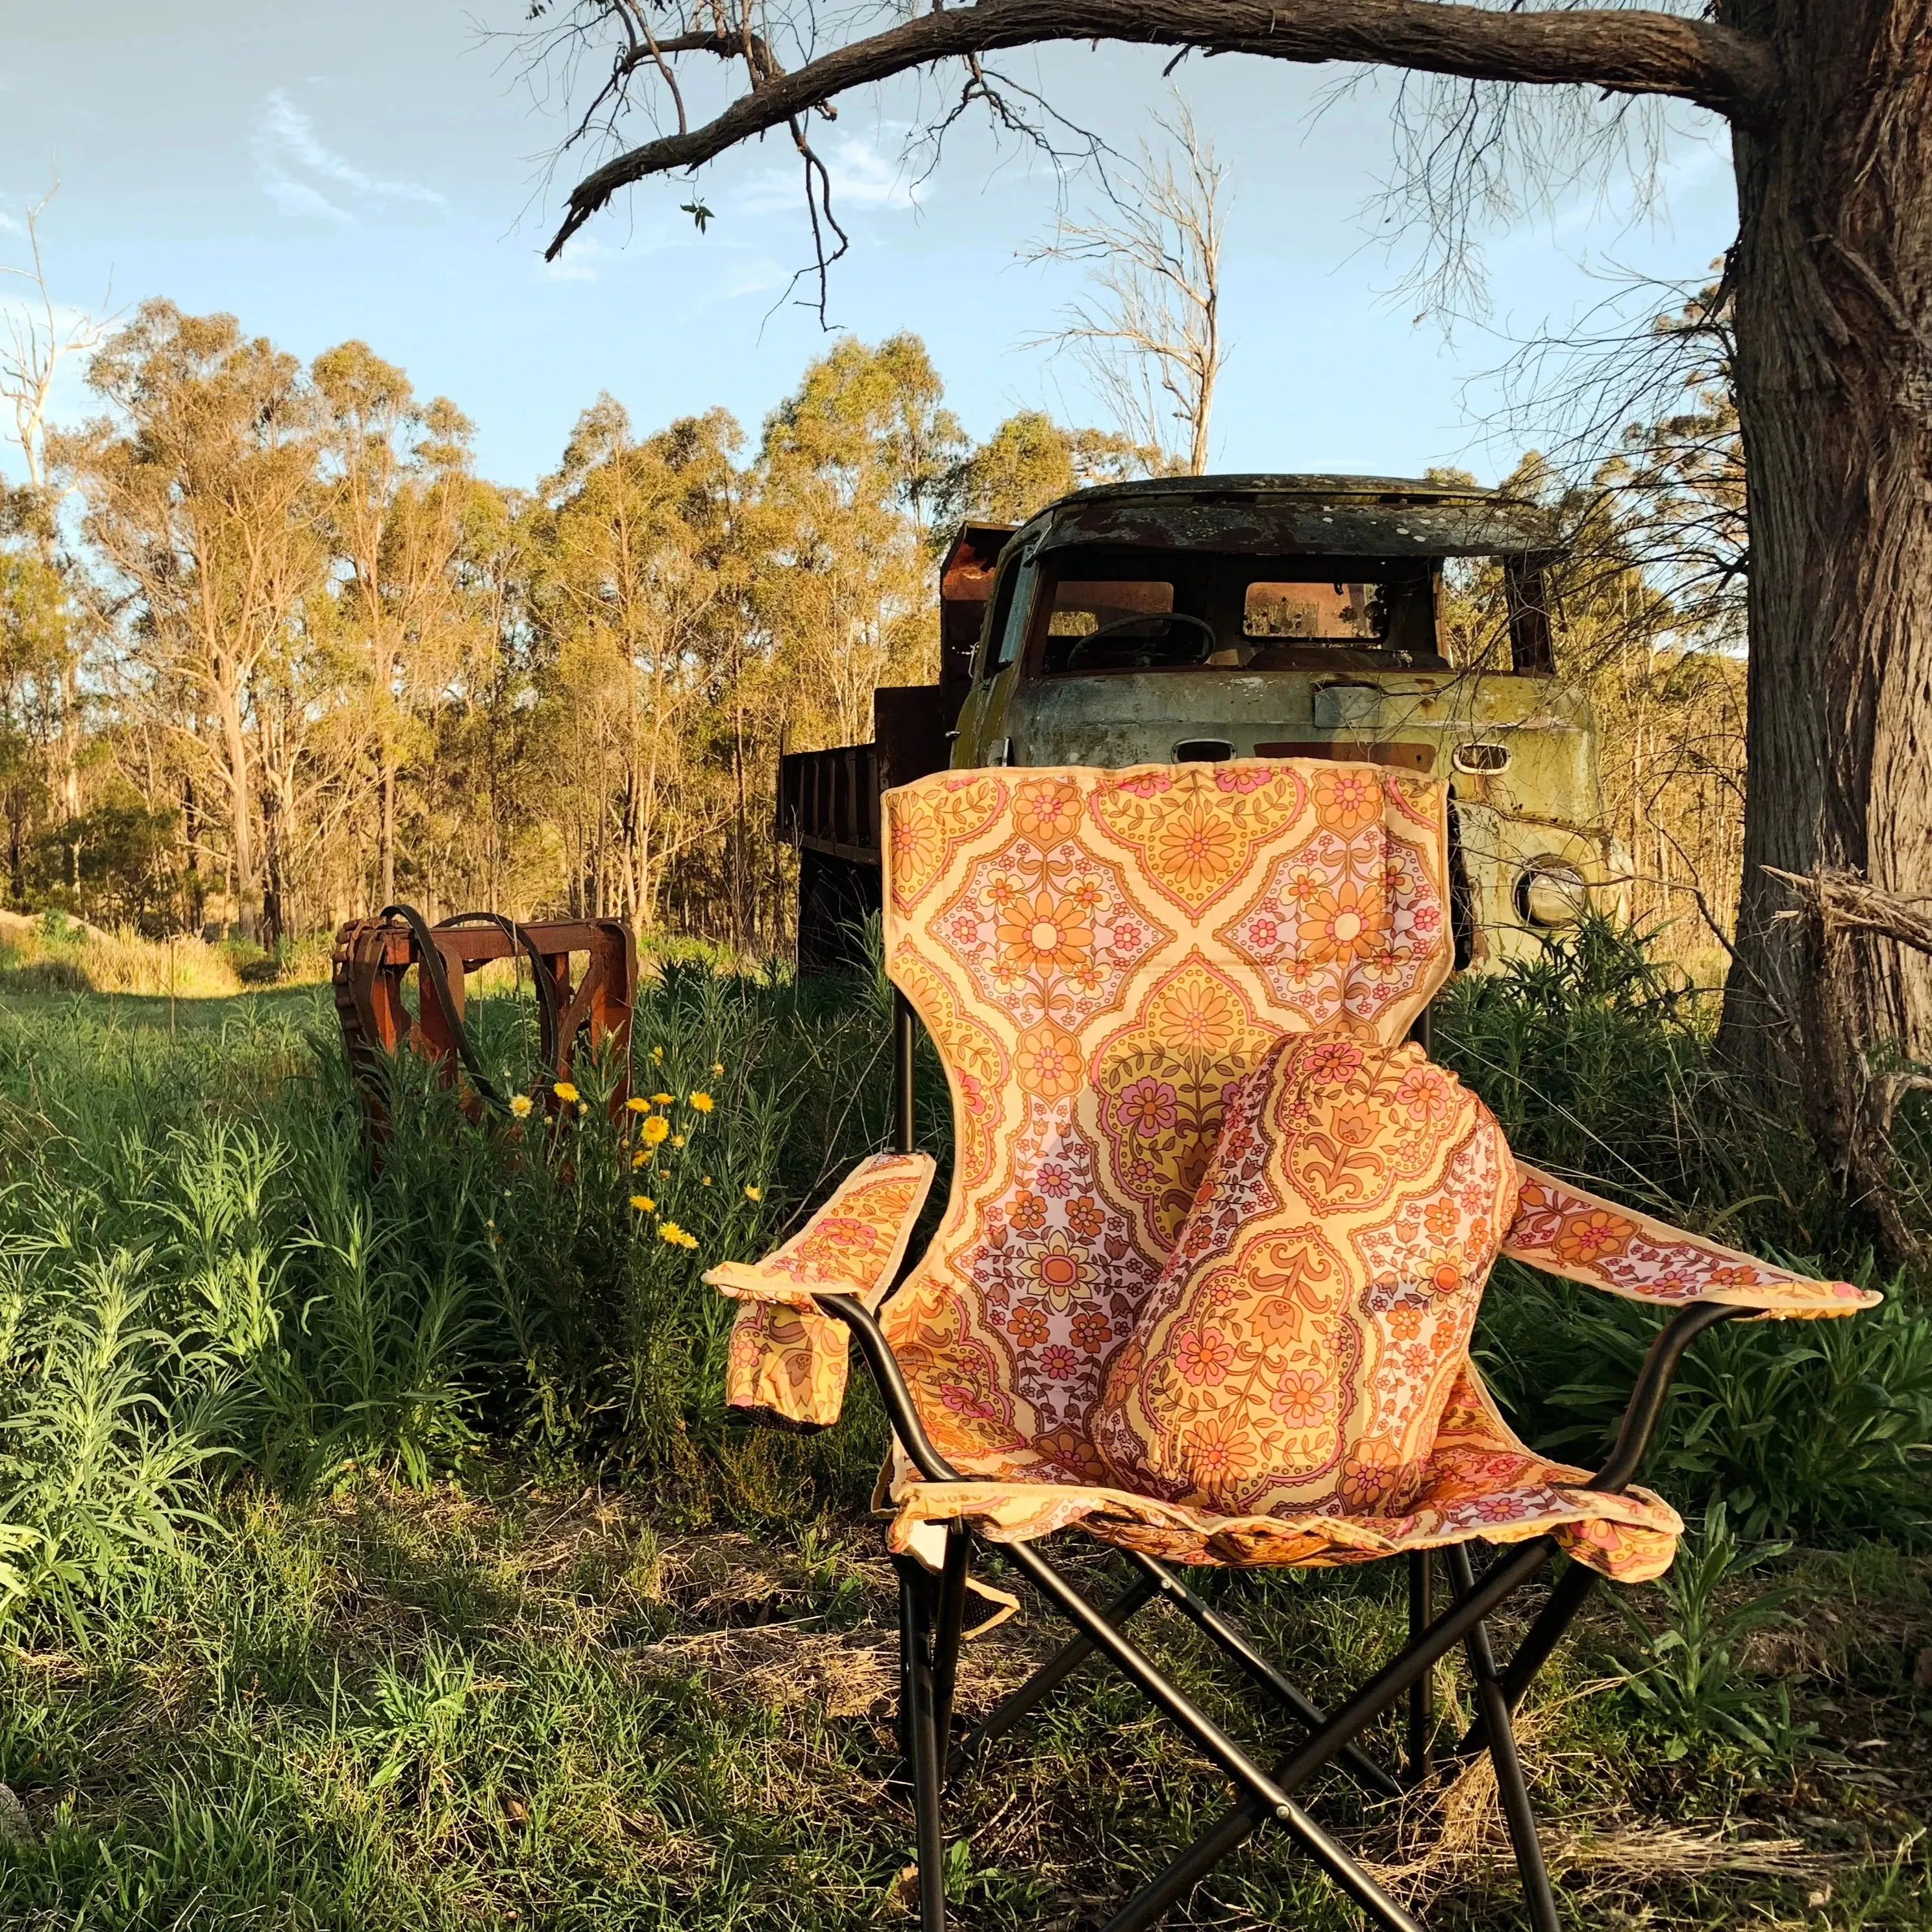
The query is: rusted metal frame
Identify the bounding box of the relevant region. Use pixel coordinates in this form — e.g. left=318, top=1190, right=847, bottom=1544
left=332, top=910, right=637, bottom=1135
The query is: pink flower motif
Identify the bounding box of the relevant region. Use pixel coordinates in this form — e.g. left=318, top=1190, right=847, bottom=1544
left=1113, top=920, right=1143, bottom=951
left=1270, top=1367, right=1332, bottom=1427
left=1300, top=1039, right=1365, bottom=1084
left=1248, top=917, right=1279, bottom=950
left=1215, top=765, right=1274, bottom=794
left=1041, top=1344, right=1080, bottom=1381
left=1117, top=1077, right=1180, bottom=1135
left=1035, top=1161, right=1072, bottom=1198
left=1173, top=1324, right=1235, bottom=1386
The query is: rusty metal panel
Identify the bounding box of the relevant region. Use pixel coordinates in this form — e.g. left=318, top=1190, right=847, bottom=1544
left=1254, top=739, right=1436, bottom=772
left=1030, top=475, right=1557, bottom=560
left=874, top=685, right=950, bottom=793
left=775, top=743, right=881, bottom=863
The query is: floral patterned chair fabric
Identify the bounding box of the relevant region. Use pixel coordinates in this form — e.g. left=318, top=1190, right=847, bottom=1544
left=711, top=762, right=1873, bottom=1575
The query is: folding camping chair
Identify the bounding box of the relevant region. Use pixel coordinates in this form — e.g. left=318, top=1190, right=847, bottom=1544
left=707, top=761, right=1875, bottom=1932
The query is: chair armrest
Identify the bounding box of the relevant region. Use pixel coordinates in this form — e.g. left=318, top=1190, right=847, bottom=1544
left=704, top=1151, right=935, bottom=1430
left=1504, top=1163, right=1879, bottom=1320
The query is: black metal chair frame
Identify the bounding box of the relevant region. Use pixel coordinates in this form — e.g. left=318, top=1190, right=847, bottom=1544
left=811, top=994, right=1740, bottom=1931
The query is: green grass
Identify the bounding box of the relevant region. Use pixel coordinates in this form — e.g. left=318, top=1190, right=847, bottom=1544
left=0, top=926, right=1927, bottom=1929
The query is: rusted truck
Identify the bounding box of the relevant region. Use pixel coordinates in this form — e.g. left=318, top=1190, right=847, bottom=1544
left=778, top=473, right=1624, bottom=974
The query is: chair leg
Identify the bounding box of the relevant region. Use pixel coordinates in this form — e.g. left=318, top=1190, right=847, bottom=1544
left=1455, top=1557, right=1598, bottom=1757
left=1446, top=1546, right=1561, bottom=1932
left=930, top=1524, right=970, bottom=1776
left=1098, top=1537, right=1558, bottom=1932
left=897, top=1555, right=949, bottom=1931
left=1407, top=1550, right=1434, bottom=1785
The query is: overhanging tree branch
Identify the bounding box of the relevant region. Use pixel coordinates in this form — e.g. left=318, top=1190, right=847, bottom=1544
left=544, top=0, right=1775, bottom=258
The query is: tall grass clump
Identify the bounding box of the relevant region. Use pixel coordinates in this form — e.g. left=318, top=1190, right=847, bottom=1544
left=1438, top=918, right=1932, bottom=1544
left=0, top=960, right=933, bottom=1631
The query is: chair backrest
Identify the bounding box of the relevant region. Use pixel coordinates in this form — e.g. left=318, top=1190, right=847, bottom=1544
left=879, top=761, right=1453, bottom=1482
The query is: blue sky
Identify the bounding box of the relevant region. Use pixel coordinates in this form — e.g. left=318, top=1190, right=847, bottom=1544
left=2, top=0, right=1739, bottom=491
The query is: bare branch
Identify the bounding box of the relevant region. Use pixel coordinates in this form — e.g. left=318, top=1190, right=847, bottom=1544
left=1024, top=96, right=1228, bottom=473
left=543, top=0, right=1776, bottom=258
left=1766, top=867, right=1932, bottom=960
left=0, top=185, right=111, bottom=495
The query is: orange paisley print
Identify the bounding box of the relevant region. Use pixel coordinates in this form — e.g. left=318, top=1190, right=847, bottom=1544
left=712, top=763, right=1874, bottom=1587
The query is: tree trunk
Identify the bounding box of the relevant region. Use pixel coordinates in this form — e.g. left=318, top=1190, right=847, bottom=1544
left=214, top=676, right=258, bottom=941
left=380, top=745, right=397, bottom=908
left=1720, top=0, right=1932, bottom=1211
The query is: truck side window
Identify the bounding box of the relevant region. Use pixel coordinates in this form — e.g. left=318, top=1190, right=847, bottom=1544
left=990, top=549, right=1039, bottom=673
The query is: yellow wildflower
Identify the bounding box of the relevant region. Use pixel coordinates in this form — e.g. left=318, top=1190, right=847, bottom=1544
left=508, top=1093, right=534, bottom=1119
left=651, top=1046, right=664, bottom=1061
left=576, top=1102, right=589, bottom=1116
left=631, top=1150, right=651, bottom=1169
left=658, top=1221, right=698, bottom=1249
left=710, top=1061, right=724, bottom=1076
left=625, top=1096, right=650, bottom=1114
left=688, top=1091, right=713, bottom=1113
left=639, top=1115, right=670, bottom=1146
left=650, top=1092, right=675, bottom=1105
left=552, top=1080, right=580, bottom=1104
left=744, top=1185, right=762, bottom=1202
left=701, top=1175, right=712, bottom=1187
left=671, top=1133, right=686, bottom=1148
left=630, top=1195, right=655, bottom=1213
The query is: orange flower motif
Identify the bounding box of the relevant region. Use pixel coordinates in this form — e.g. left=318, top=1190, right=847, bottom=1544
left=995, top=889, right=1093, bottom=976
left=1297, top=882, right=1389, bottom=967
left=1015, top=1023, right=1084, bottom=1098
left=1152, top=799, right=1241, bottom=895
left=1551, top=1208, right=1637, bottom=1266
left=1014, top=778, right=1083, bottom=845
left=1179, top=1413, right=1257, bottom=1486
left=1337, top=1436, right=1405, bottom=1512
left=1314, top=767, right=1383, bottom=832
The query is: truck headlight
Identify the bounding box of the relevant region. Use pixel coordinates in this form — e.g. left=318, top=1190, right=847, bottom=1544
left=1516, top=861, right=1589, bottom=928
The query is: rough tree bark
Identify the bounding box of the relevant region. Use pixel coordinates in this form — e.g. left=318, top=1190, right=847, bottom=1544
left=1718, top=0, right=1932, bottom=1202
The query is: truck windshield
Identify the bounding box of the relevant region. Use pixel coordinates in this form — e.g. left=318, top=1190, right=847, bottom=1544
left=1032, top=548, right=1443, bottom=674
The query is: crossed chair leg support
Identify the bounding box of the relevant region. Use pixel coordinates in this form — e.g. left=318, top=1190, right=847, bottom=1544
left=828, top=1291, right=1728, bottom=1932
left=893, top=1524, right=1602, bottom=1932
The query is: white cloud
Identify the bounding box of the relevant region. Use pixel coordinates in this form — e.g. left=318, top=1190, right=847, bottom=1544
left=251, top=89, right=447, bottom=225
left=736, top=131, right=924, bottom=219
left=260, top=171, right=352, bottom=225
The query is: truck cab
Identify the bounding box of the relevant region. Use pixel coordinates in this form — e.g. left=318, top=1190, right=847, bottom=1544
left=941, top=474, right=1624, bottom=969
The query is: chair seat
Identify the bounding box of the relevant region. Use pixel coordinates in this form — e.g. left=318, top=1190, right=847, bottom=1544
left=887, top=1366, right=1682, bottom=1582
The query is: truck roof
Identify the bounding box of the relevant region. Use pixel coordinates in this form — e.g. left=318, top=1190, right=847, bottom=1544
left=1015, top=472, right=1559, bottom=561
